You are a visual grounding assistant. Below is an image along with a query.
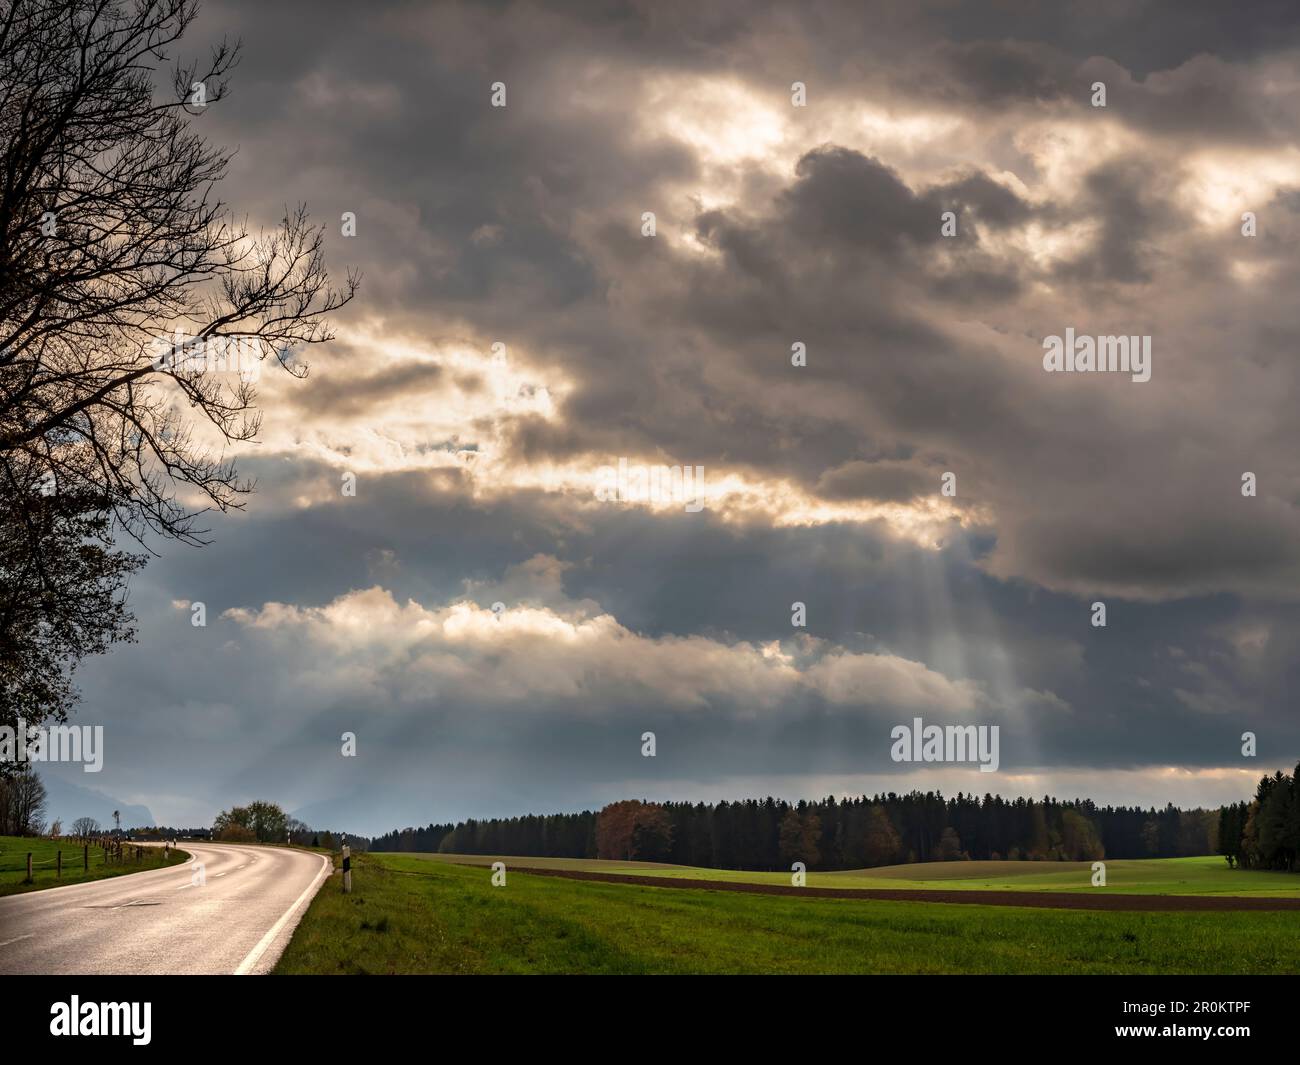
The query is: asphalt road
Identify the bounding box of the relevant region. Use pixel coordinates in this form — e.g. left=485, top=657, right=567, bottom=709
left=0, top=842, right=331, bottom=975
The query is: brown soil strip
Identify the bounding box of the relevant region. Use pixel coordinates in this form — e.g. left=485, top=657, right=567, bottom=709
left=484, top=865, right=1300, bottom=912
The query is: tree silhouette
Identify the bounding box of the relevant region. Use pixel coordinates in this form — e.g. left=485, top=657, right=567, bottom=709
left=0, top=765, right=47, bottom=834
left=71, top=816, right=100, bottom=839
left=1, top=470, right=141, bottom=743
left=379, top=788, right=1245, bottom=870
left=595, top=800, right=673, bottom=861
left=0, top=0, right=355, bottom=729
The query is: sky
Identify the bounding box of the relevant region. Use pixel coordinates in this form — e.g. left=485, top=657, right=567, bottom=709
left=42, top=0, right=1300, bottom=836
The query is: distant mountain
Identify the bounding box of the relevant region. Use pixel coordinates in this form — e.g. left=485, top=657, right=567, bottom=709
left=42, top=773, right=154, bottom=831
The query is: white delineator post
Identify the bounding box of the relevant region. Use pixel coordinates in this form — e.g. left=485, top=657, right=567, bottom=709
left=342, top=844, right=352, bottom=894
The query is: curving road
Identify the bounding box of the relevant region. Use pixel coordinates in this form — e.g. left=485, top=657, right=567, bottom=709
left=0, top=842, right=331, bottom=975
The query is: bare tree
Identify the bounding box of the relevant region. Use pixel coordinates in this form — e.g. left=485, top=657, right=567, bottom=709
left=71, top=815, right=100, bottom=839
left=0, top=0, right=356, bottom=728
left=1, top=765, right=48, bottom=835
left=0, top=0, right=357, bottom=544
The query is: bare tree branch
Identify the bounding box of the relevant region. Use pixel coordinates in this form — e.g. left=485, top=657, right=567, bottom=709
left=0, top=0, right=358, bottom=547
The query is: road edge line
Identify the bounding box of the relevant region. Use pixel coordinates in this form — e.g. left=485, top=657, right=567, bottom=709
left=233, top=851, right=332, bottom=976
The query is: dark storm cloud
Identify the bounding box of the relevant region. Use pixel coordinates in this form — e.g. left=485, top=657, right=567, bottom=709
left=61, top=0, right=1300, bottom=831
left=814, top=459, right=935, bottom=503
left=779, top=148, right=947, bottom=250
left=940, top=172, right=1035, bottom=227
left=192, top=0, right=1298, bottom=585
left=936, top=39, right=1072, bottom=104
left=938, top=0, right=1300, bottom=77
left=285, top=359, right=446, bottom=417
left=64, top=451, right=1300, bottom=832
left=1051, top=159, right=1176, bottom=283
left=188, top=0, right=1300, bottom=598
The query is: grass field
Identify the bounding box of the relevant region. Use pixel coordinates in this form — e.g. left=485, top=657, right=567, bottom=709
left=0, top=836, right=188, bottom=897
left=388, top=852, right=1300, bottom=897
left=275, top=851, right=1300, bottom=975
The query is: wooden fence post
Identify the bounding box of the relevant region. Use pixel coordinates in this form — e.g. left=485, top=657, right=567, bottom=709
left=25, top=852, right=32, bottom=883
left=57, top=850, right=62, bottom=878
left=84, top=844, right=89, bottom=872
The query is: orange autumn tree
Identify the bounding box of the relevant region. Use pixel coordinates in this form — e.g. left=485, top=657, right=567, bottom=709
left=595, top=800, right=674, bottom=861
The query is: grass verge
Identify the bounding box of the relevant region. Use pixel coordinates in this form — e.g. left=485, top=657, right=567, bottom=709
left=0, top=835, right=189, bottom=897
left=275, top=851, right=1300, bottom=975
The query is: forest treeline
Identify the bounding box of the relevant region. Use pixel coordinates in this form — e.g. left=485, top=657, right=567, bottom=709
left=370, top=788, right=1232, bottom=870
left=1218, top=764, right=1300, bottom=872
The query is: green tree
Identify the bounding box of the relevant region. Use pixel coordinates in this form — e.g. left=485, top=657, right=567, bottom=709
left=246, top=800, right=287, bottom=844
left=861, top=804, right=901, bottom=867
left=1060, top=808, right=1104, bottom=861
left=213, top=805, right=251, bottom=836
left=1140, top=817, right=1160, bottom=857
left=935, top=826, right=963, bottom=861
left=213, top=800, right=286, bottom=843
left=1027, top=800, right=1050, bottom=858
left=594, top=800, right=673, bottom=861
left=778, top=808, right=821, bottom=868
left=1218, top=804, right=1239, bottom=867
left=1256, top=772, right=1294, bottom=871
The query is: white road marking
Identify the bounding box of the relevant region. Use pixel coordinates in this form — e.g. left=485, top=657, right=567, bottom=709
left=0, top=934, right=34, bottom=949
left=234, top=852, right=332, bottom=975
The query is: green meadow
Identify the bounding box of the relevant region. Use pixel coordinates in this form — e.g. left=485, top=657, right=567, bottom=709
left=274, top=851, right=1300, bottom=975
left=0, top=836, right=187, bottom=897
left=394, top=852, right=1300, bottom=897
